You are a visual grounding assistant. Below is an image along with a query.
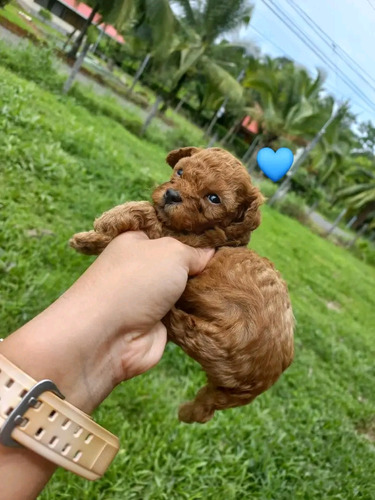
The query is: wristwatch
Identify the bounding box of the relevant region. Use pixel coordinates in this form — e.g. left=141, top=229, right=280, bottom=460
left=0, top=351, right=119, bottom=480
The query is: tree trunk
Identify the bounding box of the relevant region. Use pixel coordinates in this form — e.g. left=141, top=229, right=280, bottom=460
left=62, top=27, right=77, bottom=52
left=325, top=208, right=347, bottom=236
left=205, top=96, right=229, bottom=137
left=67, top=2, right=99, bottom=58
left=347, top=223, right=369, bottom=248
left=160, top=73, right=188, bottom=114
left=92, top=25, right=105, bottom=54
left=222, top=121, right=240, bottom=145
left=141, top=95, right=163, bottom=135
left=63, top=40, right=91, bottom=94
left=352, top=201, right=375, bottom=230
left=127, top=53, right=151, bottom=96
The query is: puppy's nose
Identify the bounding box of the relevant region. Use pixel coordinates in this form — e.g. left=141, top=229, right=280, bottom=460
left=164, top=188, right=182, bottom=205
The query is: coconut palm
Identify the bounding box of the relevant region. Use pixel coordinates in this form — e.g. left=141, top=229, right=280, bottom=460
left=67, top=0, right=132, bottom=58
left=307, top=105, right=358, bottom=192
left=141, top=0, right=252, bottom=133
left=63, top=0, right=176, bottom=94
left=170, top=0, right=251, bottom=104
left=244, top=56, right=329, bottom=148
left=123, top=0, right=178, bottom=94
left=335, top=160, right=375, bottom=230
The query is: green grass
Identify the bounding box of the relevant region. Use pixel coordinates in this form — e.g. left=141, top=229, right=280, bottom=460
left=0, top=2, right=41, bottom=38
left=1, top=60, right=375, bottom=500
left=31, top=14, right=65, bottom=42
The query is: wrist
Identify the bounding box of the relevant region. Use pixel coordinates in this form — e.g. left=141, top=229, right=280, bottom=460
left=1, top=291, right=119, bottom=415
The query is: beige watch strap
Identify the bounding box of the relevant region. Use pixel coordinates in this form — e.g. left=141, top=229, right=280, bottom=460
left=0, top=354, right=119, bottom=480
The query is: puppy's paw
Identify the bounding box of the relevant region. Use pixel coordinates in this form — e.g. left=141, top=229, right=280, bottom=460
left=69, top=230, right=111, bottom=255
left=178, top=401, right=215, bottom=424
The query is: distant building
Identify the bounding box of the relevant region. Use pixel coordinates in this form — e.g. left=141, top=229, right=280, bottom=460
left=241, top=115, right=259, bottom=135
left=35, top=0, right=125, bottom=44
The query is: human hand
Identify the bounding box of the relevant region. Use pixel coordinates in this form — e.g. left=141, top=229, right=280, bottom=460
left=1, top=232, right=214, bottom=414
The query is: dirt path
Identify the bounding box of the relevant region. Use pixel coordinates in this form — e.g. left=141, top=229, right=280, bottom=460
left=308, top=210, right=351, bottom=239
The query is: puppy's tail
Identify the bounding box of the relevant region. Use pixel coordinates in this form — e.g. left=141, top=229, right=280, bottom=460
left=69, top=230, right=112, bottom=255
left=178, top=384, right=255, bottom=424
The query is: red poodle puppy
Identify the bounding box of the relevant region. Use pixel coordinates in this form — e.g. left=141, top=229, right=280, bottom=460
left=70, top=147, right=294, bottom=423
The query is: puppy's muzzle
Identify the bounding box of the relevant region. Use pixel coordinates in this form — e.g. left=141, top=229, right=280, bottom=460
left=164, top=188, right=182, bottom=205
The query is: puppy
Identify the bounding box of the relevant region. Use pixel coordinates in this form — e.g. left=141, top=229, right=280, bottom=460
left=70, top=147, right=294, bottom=423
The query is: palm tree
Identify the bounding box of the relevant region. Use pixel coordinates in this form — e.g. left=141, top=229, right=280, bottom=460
left=63, top=0, right=176, bottom=94
left=141, top=0, right=252, bottom=133
left=335, top=160, right=375, bottom=230
left=244, top=56, right=329, bottom=149
left=307, top=105, right=358, bottom=193
left=123, top=0, right=178, bottom=95
left=67, top=0, right=132, bottom=58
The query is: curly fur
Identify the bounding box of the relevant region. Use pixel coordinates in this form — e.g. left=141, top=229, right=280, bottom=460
left=70, top=147, right=294, bottom=423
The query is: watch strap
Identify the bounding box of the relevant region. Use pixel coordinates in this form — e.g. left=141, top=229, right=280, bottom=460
left=0, top=354, right=119, bottom=480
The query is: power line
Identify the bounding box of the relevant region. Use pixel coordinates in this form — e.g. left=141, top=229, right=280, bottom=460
left=285, top=0, right=375, bottom=93
left=249, top=25, right=289, bottom=57
left=366, top=0, right=375, bottom=13
left=260, top=0, right=375, bottom=114
left=249, top=22, right=374, bottom=116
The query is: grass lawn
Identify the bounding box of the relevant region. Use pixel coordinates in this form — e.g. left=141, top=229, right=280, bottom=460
left=0, top=2, right=41, bottom=38
left=0, top=1, right=65, bottom=43
left=1, top=59, right=375, bottom=500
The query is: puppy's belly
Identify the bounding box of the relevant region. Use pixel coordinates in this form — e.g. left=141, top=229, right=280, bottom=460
left=170, top=246, right=294, bottom=393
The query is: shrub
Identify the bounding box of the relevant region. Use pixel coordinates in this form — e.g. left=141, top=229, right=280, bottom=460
left=257, top=178, right=278, bottom=200
left=349, top=238, right=375, bottom=266
left=0, top=40, right=63, bottom=91
left=145, top=120, right=206, bottom=152
left=277, top=191, right=309, bottom=223
left=69, top=86, right=143, bottom=135
left=39, top=8, right=52, bottom=21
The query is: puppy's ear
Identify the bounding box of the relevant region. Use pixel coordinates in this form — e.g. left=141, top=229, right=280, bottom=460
left=166, top=147, right=202, bottom=167
left=236, top=185, right=265, bottom=232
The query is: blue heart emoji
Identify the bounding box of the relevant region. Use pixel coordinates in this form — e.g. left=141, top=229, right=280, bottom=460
left=256, top=147, right=294, bottom=182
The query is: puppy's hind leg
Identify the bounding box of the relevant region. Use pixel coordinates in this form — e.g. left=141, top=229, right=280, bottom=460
left=69, top=230, right=112, bottom=255
left=178, top=384, right=254, bottom=424
left=166, top=307, right=254, bottom=424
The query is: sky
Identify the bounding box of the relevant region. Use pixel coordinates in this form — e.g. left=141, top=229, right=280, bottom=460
left=233, top=0, right=375, bottom=127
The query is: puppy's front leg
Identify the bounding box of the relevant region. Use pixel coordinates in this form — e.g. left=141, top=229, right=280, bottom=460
left=70, top=230, right=112, bottom=255
left=94, top=201, right=163, bottom=239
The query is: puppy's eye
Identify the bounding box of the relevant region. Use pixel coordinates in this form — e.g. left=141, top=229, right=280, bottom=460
left=176, top=168, right=183, bottom=177
left=207, top=194, right=221, bottom=204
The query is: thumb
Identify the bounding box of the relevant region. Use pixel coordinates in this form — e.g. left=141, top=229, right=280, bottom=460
left=185, top=247, right=215, bottom=276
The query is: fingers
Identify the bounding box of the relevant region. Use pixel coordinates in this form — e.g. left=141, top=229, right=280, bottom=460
left=106, top=232, right=214, bottom=276
left=184, top=247, right=215, bottom=276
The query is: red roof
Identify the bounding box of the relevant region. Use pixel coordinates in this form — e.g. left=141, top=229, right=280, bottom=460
left=242, top=116, right=259, bottom=134
left=60, top=0, right=102, bottom=23
left=59, top=0, right=125, bottom=43
left=99, top=23, right=125, bottom=44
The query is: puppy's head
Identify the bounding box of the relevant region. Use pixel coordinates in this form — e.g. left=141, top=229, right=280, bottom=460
left=152, top=147, right=264, bottom=246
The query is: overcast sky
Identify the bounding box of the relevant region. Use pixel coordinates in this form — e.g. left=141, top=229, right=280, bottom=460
left=234, top=0, right=375, bottom=126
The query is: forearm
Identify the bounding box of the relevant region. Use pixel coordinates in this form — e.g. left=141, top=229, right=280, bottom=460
left=0, top=443, right=56, bottom=500
left=0, top=233, right=212, bottom=500
left=0, top=286, right=118, bottom=499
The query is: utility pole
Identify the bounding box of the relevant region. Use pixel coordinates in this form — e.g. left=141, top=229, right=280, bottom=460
left=268, top=104, right=341, bottom=206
